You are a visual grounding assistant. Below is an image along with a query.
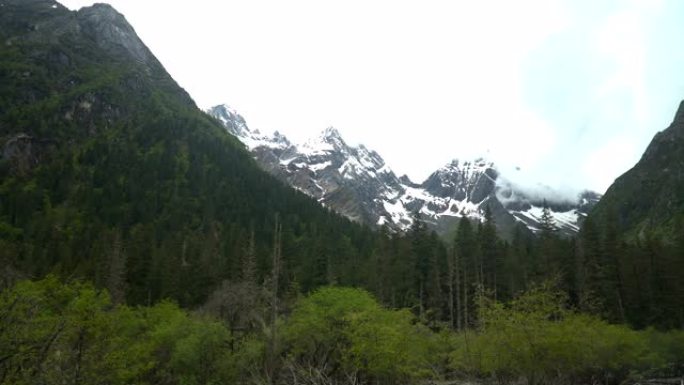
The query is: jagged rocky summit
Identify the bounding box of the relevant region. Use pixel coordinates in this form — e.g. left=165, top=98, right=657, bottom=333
left=208, top=105, right=601, bottom=237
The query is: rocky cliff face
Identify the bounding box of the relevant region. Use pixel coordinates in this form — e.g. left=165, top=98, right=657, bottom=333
left=2, top=0, right=164, bottom=71
left=208, top=104, right=600, bottom=237
left=0, top=0, right=195, bottom=174
left=207, top=105, right=405, bottom=224
left=76, top=4, right=154, bottom=66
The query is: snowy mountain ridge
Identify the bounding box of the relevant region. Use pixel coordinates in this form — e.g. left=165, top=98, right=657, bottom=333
left=207, top=104, right=601, bottom=236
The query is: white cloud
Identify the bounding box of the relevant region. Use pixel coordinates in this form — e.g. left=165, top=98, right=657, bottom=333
left=582, top=136, right=642, bottom=192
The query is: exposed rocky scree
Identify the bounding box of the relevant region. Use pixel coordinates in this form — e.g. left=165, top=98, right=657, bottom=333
left=208, top=105, right=601, bottom=237
left=1, top=0, right=163, bottom=71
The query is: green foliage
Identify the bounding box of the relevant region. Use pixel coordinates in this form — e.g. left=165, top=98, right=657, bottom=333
left=0, top=277, right=241, bottom=385
left=345, top=307, right=434, bottom=380
left=450, top=282, right=674, bottom=385
left=643, top=328, right=684, bottom=377
left=0, top=276, right=152, bottom=384
left=149, top=305, right=234, bottom=385
left=2, top=277, right=684, bottom=385
left=284, top=286, right=434, bottom=383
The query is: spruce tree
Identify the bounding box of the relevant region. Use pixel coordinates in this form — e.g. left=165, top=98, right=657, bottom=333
left=455, top=216, right=478, bottom=328
left=539, top=199, right=557, bottom=235
left=578, top=217, right=603, bottom=314
left=479, top=205, right=499, bottom=296
left=600, top=209, right=626, bottom=322
left=410, top=212, right=431, bottom=317
left=538, top=199, right=560, bottom=278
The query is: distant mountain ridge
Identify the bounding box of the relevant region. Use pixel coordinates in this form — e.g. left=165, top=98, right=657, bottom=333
left=208, top=104, right=601, bottom=236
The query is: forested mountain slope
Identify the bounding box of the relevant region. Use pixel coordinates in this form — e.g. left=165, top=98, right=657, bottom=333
left=590, top=101, right=684, bottom=239
left=0, top=0, right=376, bottom=305
left=580, top=100, right=684, bottom=329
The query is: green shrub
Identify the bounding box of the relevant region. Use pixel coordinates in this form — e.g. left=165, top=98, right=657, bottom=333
left=449, top=283, right=661, bottom=385
left=284, top=286, right=434, bottom=384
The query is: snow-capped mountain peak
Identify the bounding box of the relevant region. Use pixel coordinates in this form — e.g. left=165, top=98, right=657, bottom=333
left=321, top=126, right=343, bottom=140
left=208, top=104, right=290, bottom=151
left=207, top=104, right=600, bottom=237
left=300, top=127, right=348, bottom=156
left=209, top=104, right=250, bottom=137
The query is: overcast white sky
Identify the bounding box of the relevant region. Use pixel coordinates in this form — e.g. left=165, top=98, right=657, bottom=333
left=61, top=0, right=684, bottom=195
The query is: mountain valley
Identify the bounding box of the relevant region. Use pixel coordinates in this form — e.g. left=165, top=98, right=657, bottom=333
left=1, top=1, right=683, bottom=384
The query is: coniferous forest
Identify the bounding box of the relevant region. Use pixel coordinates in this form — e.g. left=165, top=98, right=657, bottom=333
left=1, top=1, right=684, bottom=384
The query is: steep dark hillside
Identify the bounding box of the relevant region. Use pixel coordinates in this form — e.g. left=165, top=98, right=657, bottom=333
left=0, top=0, right=375, bottom=305
left=591, top=100, right=684, bottom=238
left=581, top=101, right=684, bottom=329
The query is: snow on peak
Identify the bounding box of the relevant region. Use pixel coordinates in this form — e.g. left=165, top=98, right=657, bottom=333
left=215, top=104, right=239, bottom=117
left=207, top=104, right=290, bottom=151
left=510, top=205, right=581, bottom=234
left=208, top=104, right=250, bottom=137
left=437, top=157, right=495, bottom=174
left=299, top=127, right=349, bottom=156
left=211, top=104, right=240, bottom=122
left=207, top=104, right=595, bottom=236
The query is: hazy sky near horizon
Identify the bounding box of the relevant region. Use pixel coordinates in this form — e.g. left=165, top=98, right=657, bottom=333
left=61, top=0, right=684, bottom=195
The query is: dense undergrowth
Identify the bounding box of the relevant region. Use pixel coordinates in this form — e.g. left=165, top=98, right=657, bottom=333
left=1, top=277, right=682, bottom=385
